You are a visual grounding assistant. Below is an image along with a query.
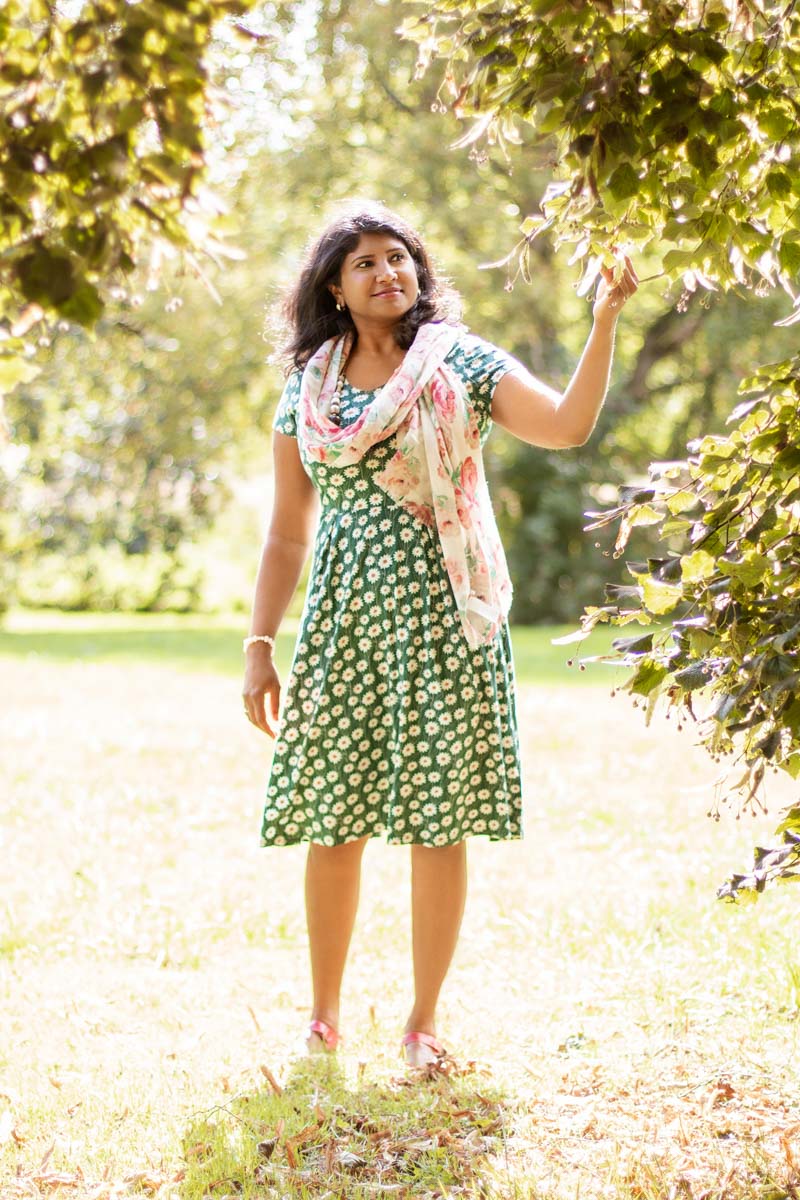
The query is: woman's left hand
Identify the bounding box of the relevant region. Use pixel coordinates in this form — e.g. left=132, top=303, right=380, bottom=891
left=593, top=253, right=639, bottom=324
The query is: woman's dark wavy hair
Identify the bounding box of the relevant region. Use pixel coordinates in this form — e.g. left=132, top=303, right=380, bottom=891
left=279, top=202, right=462, bottom=372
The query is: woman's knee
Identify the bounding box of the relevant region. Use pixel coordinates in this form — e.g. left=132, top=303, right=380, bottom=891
left=308, top=836, right=369, bottom=866
left=411, top=840, right=466, bottom=862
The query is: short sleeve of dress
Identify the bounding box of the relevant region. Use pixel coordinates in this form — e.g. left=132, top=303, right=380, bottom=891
left=446, top=332, right=523, bottom=441
left=271, top=371, right=302, bottom=438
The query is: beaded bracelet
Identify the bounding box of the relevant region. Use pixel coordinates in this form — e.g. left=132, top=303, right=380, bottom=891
left=243, top=634, right=276, bottom=652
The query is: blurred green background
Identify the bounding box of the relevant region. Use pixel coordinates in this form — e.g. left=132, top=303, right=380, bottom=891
left=2, top=0, right=795, bottom=627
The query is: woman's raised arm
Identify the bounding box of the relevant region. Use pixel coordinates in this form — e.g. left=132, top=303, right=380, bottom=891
left=491, top=255, right=638, bottom=449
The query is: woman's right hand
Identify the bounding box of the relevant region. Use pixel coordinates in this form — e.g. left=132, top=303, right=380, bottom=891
left=242, top=647, right=282, bottom=739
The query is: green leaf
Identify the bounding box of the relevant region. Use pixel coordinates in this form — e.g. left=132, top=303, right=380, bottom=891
left=778, top=241, right=800, bottom=276
left=628, top=503, right=664, bottom=527
left=629, top=659, right=668, bottom=697
left=666, top=489, right=699, bottom=515
left=0, top=355, right=40, bottom=391
left=611, top=632, right=654, bottom=655
left=680, top=549, right=716, bottom=583
left=662, top=248, right=696, bottom=273
left=724, top=553, right=770, bottom=587
left=759, top=107, right=793, bottom=140
left=641, top=576, right=683, bottom=615
left=58, top=282, right=104, bottom=326
left=606, top=162, right=640, bottom=201
left=766, top=170, right=792, bottom=201
left=673, top=664, right=711, bottom=691
left=686, top=137, right=718, bottom=174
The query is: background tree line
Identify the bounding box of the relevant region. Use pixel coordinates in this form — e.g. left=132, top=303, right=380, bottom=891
left=1, top=0, right=795, bottom=624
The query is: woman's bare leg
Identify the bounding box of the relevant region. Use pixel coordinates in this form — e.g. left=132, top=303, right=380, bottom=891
left=405, top=841, right=468, bottom=1038
left=305, top=836, right=369, bottom=1033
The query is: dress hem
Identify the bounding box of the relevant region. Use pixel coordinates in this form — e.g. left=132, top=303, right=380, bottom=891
left=260, top=827, right=524, bottom=849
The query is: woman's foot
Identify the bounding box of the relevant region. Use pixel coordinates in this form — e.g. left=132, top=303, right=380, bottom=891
left=401, top=1030, right=444, bottom=1068
left=306, top=1018, right=340, bottom=1053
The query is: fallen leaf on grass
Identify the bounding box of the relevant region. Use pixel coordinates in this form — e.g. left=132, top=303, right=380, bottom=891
left=185, top=1141, right=213, bottom=1161
left=123, top=1170, right=169, bottom=1193
left=85, top=1185, right=116, bottom=1200
left=291, top=1122, right=321, bottom=1146
left=39, top=1140, right=56, bottom=1171
left=781, top=1125, right=800, bottom=1171
left=336, top=1148, right=368, bottom=1172
left=205, top=1176, right=244, bottom=1195
left=259, top=1064, right=282, bottom=1094
left=257, top=1137, right=278, bottom=1161
left=703, top=1079, right=735, bottom=1115
left=367, top=1127, right=394, bottom=1142
left=33, top=1171, right=84, bottom=1190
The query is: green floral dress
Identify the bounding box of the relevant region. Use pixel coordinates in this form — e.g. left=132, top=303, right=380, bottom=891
left=261, top=332, right=524, bottom=848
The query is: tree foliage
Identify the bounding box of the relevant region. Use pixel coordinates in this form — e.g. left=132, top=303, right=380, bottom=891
left=405, top=0, right=800, bottom=306
left=408, top=0, right=800, bottom=898
left=0, top=0, right=283, bottom=609
left=0, top=0, right=260, bottom=389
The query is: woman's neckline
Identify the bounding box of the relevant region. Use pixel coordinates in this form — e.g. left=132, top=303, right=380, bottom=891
left=340, top=377, right=379, bottom=395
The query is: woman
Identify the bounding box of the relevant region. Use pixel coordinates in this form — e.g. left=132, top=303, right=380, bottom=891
left=242, top=203, right=637, bottom=1066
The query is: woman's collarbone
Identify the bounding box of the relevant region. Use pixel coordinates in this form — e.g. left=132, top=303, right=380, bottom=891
left=344, top=351, right=405, bottom=391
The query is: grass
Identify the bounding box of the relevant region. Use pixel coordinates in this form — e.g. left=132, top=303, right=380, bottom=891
left=0, top=608, right=626, bottom=686
left=1, top=612, right=799, bottom=1199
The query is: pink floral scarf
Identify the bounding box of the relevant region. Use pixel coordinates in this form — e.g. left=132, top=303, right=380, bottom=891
left=297, top=321, right=513, bottom=649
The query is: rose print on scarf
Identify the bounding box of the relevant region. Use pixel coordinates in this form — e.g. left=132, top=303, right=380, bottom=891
left=296, top=322, right=512, bottom=648
left=386, top=448, right=420, bottom=490
left=455, top=491, right=472, bottom=530
left=430, top=375, right=456, bottom=423
left=435, top=424, right=454, bottom=469
left=406, top=501, right=436, bottom=527
left=445, top=557, right=468, bottom=592
left=459, top=456, right=478, bottom=500
left=466, top=408, right=480, bottom=448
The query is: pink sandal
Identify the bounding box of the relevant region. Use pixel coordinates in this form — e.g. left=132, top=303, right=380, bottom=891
left=306, top=1018, right=340, bottom=1053
left=401, top=1031, right=444, bottom=1068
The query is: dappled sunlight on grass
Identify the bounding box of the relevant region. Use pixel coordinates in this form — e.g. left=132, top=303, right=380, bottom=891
left=179, top=1056, right=511, bottom=1198
left=1, top=636, right=799, bottom=1198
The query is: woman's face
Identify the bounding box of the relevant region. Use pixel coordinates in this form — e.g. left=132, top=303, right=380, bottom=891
left=331, top=232, right=420, bottom=326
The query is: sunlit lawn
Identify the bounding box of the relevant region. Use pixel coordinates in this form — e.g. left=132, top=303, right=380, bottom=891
left=1, top=612, right=798, bottom=1199
left=0, top=608, right=625, bottom=685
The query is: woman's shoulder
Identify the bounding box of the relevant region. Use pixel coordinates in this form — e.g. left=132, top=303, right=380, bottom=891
left=280, top=368, right=304, bottom=402
left=271, top=368, right=303, bottom=436
left=450, top=328, right=503, bottom=355
left=444, top=328, right=520, bottom=380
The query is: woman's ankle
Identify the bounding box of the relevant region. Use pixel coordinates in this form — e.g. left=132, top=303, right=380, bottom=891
left=311, top=1006, right=340, bottom=1031
left=404, top=1012, right=436, bottom=1036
